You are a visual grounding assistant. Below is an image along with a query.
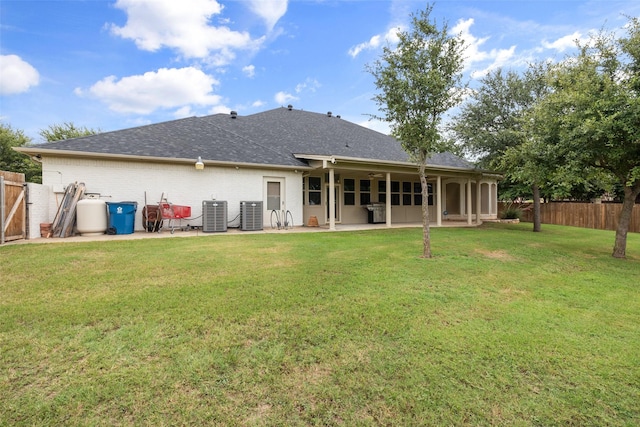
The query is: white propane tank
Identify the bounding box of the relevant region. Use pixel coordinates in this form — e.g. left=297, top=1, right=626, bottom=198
left=76, top=194, right=108, bottom=236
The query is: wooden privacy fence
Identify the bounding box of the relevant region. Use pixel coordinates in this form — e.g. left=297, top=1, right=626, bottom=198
left=499, top=202, right=640, bottom=233
left=1, top=171, right=26, bottom=244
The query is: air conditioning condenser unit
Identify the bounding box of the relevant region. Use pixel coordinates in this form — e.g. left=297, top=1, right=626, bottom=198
left=202, top=200, right=228, bottom=232
left=240, top=201, right=263, bottom=231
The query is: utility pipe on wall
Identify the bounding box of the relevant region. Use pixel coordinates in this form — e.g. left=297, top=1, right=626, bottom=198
left=436, top=176, right=442, bottom=226
left=386, top=172, right=391, bottom=228
left=467, top=178, right=473, bottom=225
left=329, top=168, right=335, bottom=231
left=476, top=178, right=482, bottom=225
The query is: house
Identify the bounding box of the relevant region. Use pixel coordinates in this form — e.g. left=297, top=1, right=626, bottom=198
left=15, top=106, right=500, bottom=233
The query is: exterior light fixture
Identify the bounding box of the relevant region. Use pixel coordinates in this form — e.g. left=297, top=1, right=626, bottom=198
left=195, top=156, right=204, bottom=170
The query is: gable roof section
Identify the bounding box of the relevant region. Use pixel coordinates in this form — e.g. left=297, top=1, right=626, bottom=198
left=18, top=107, right=477, bottom=171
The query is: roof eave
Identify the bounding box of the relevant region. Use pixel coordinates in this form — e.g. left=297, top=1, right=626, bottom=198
left=14, top=147, right=312, bottom=171
left=294, top=153, right=500, bottom=176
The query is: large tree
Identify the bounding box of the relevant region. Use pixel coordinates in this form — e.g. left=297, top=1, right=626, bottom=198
left=367, top=4, right=466, bottom=258
left=539, top=19, right=640, bottom=258
left=0, top=123, right=41, bottom=183
left=453, top=64, right=552, bottom=232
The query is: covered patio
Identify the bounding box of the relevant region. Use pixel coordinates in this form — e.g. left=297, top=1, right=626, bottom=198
left=299, top=154, right=501, bottom=231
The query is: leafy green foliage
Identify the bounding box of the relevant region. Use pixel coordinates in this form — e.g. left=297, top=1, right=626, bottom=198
left=367, top=3, right=466, bottom=257
left=368, top=4, right=466, bottom=163
left=454, top=68, right=530, bottom=168
left=500, top=205, right=522, bottom=220
left=535, top=18, right=640, bottom=257
left=456, top=16, right=640, bottom=257
left=0, top=123, right=41, bottom=183
left=453, top=64, right=557, bottom=200
left=39, top=122, right=100, bottom=142
left=2, top=121, right=100, bottom=183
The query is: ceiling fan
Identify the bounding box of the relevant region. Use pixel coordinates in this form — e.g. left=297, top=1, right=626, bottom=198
left=368, top=172, right=384, bottom=178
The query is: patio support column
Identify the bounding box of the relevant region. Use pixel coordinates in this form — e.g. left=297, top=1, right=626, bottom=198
left=329, top=168, right=336, bottom=231
left=385, top=172, right=391, bottom=227
left=436, top=175, right=442, bottom=226
left=476, top=179, right=482, bottom=225
left=459, top=182, right=465, bottom=219
left=487, top=183, right=493, bottom=216
left=492, top=184, right=497, bottom=216
left=467, top=178, right=473, bottom=225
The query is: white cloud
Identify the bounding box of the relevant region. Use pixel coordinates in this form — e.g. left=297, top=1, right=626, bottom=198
left=542, top=31, right=585, bottom=52
left=208, top=104, right=233, bottom=115
left=78, top=67, right=222, bottom=114
left=110, top=0, right=261, bottom=62
left=470, top=46, right=517, bottom=79
left=453, top=18, right=516, bottom=78
left=295, top=78, right=321, bottom=94
left=173, top=106, right=195, bottom=118
left=271, top=78, right=318, bottom=107
left=0, top=55, right=40, bottom=95
left=246, top=0, right=288, bottom=31
left=453, top=19, right=490, bottom=67
left=252, top=100, right=266, bottom=108
left=243, top=65, right=256, bottom=78
left=348, top=26, right=402, bottom=58
left=274, top=91, right=298, bottom=105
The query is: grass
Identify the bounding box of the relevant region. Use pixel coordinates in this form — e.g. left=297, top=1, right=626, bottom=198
left=1, top=223, right=639, bottom=426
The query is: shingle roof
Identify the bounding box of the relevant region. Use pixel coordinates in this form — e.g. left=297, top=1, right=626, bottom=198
left=31, top=107, right=475, bottom=170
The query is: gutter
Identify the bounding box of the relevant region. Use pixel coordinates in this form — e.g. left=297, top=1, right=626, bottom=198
left=294, top=153, right=501, bottom=177
left=14, top=147, right=313, bottom=172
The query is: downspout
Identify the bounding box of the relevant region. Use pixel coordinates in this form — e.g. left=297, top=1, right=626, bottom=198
left=329, top=168, right=336, bottom=231
left=386, top=172, right=391, bottom=227
left=475, top=177, right=482, bottom=225
left=467, top=178, right=473, bottom=225
left=436, top=175, right=442, bottom=226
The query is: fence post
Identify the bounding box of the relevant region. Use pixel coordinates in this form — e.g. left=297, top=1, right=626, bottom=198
left=1, top=176, right=5, bottom=245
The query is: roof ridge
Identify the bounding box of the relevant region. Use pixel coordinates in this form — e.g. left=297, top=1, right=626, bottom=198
left=194, top=114, right=299, bottom=163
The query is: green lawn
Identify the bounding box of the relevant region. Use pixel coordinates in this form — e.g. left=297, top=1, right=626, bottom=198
left=1, top=223, right=639, bottom=426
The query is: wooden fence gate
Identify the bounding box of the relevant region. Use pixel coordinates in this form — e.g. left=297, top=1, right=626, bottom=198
left=1, top=171, right=26, bottom=244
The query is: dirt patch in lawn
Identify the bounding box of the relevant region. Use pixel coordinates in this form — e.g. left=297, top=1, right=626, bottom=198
left=475, top=249, right=515, bottom=261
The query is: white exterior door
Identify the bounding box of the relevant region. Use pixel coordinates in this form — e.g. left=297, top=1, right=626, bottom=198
left=264, top=177, right=285, bottom=224
left=325, top=184, right=341, bottom=224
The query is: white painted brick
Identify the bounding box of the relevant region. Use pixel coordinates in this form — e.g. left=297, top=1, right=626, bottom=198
left=41, top=158, right=304, bottom=231
left=25, top=183, right=52, bottom=239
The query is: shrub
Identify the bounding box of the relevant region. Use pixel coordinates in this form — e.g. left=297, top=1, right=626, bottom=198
left=501, top=206, right=522, bottom=220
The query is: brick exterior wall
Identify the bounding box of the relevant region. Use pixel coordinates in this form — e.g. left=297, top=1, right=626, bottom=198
left=40, top=157, right=303, bottom=231
left=25, top=183, right=51, bottom=239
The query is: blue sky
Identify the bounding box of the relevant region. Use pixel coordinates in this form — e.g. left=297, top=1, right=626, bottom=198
left=2, top=0, right=639, bottom=142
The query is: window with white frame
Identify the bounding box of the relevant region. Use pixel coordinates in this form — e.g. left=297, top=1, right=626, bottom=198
left=413, top=182, right=423, bottom=206
left=391, top=181, right=400, bottom=205
left=360, top=179, right=371, bottom=205
left=344, top=178, right=355, bottom=205
left=402, top=182, right=412, bottom=205
left=308, top=177, right=321, bottom=205
left=378, top=180, right=386, bottom=203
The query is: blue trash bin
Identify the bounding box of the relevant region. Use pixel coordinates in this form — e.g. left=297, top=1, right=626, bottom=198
left=106, top=202, right=138, bottom=234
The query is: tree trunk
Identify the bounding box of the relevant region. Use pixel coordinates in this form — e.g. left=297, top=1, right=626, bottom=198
left=612, top=183, right=640, bottom=258
left=532, top=183, right=541, bottom=232
left=419, top=163, right=432, bottom=258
